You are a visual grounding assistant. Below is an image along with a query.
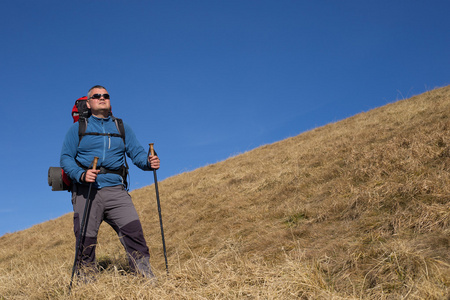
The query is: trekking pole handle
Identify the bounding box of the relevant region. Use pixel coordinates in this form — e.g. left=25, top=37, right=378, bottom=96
left=92, top=156, right=99, bottom=170
left=149, top=143, right=155, bottom=156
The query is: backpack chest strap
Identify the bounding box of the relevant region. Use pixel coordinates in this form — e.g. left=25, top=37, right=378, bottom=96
left=81, top=132, right=123, bottom=138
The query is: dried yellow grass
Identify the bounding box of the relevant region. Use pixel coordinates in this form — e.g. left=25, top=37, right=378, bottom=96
left=1, top=86, right=449, bottom=299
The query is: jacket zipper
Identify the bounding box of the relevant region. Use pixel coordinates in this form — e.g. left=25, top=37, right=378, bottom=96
left=102, top=120, right=106, bottom=160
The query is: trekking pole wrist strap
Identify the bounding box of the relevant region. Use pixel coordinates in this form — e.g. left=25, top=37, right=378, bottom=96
left=80, top=172, right=86, bottom=183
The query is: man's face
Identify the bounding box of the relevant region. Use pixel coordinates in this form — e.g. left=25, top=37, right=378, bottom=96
left=87, top=88, right=111, bottom=112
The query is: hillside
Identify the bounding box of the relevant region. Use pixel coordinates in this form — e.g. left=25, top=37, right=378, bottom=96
left=0, top=86, right=449, bottom=299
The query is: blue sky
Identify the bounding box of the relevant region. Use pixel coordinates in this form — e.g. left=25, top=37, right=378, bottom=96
left=0, top=0, right=449, bottom=237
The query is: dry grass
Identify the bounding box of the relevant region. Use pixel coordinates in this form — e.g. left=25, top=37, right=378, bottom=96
left=1, top=86, right=449, bottom=299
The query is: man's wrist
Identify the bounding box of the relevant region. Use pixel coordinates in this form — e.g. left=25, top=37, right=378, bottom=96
left=80, top=172, right=86, bottom=183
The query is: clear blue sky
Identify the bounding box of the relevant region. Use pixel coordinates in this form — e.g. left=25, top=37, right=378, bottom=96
left=1, top=1, right=449, bottom=237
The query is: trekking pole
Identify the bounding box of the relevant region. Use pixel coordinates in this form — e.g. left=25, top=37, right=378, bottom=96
left=69, top=156, right=99, bottom=293
left=149, top=143, right=169, bottom=274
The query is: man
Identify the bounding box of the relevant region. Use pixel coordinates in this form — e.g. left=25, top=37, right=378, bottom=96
left=60, top=85, right=160, bottom=280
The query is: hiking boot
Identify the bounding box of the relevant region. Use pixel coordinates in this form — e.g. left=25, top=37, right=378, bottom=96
left=76, top=267, right=97, bottom=284
left=135, top=257, right=157, bottom=284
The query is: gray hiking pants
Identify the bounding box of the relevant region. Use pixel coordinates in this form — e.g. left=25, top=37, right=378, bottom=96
left=72, top=184, right=150, bottom=271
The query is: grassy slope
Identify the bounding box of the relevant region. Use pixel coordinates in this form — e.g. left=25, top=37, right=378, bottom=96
left=0, top=86, right=449, bottom=299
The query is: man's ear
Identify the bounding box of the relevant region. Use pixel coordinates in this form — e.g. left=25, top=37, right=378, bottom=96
left=86, top=100, right=91, bottom=109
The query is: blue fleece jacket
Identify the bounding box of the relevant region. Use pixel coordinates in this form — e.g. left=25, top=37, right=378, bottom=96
left=60, top=115, right=151, bottom=189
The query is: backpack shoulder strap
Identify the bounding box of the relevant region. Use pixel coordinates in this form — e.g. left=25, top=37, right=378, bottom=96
left=112, top=117, right=130, bottom=190
left=112, top=117, right=126, bottom=145
left=78, top=117, right=88, bottom=145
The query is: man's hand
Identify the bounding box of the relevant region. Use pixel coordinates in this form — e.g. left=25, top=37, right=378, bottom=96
left=148, top=155, right=160, bottom=170
left=83, top=169, right=100, bottom=183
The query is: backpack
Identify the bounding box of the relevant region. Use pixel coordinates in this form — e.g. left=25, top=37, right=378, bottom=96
left=48, top=97, right=129, bottom=192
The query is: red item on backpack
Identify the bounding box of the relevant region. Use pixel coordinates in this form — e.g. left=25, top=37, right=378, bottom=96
left=72, top=96, right=88, bottom=123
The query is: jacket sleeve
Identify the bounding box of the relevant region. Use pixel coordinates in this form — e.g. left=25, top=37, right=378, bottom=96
left=60, top=123, right=85, bottom=183
left=123, top=122, right=152, bottom=171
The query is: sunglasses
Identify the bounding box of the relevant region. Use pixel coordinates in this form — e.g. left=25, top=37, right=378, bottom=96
left=90, top=93, right=110, bottom=99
